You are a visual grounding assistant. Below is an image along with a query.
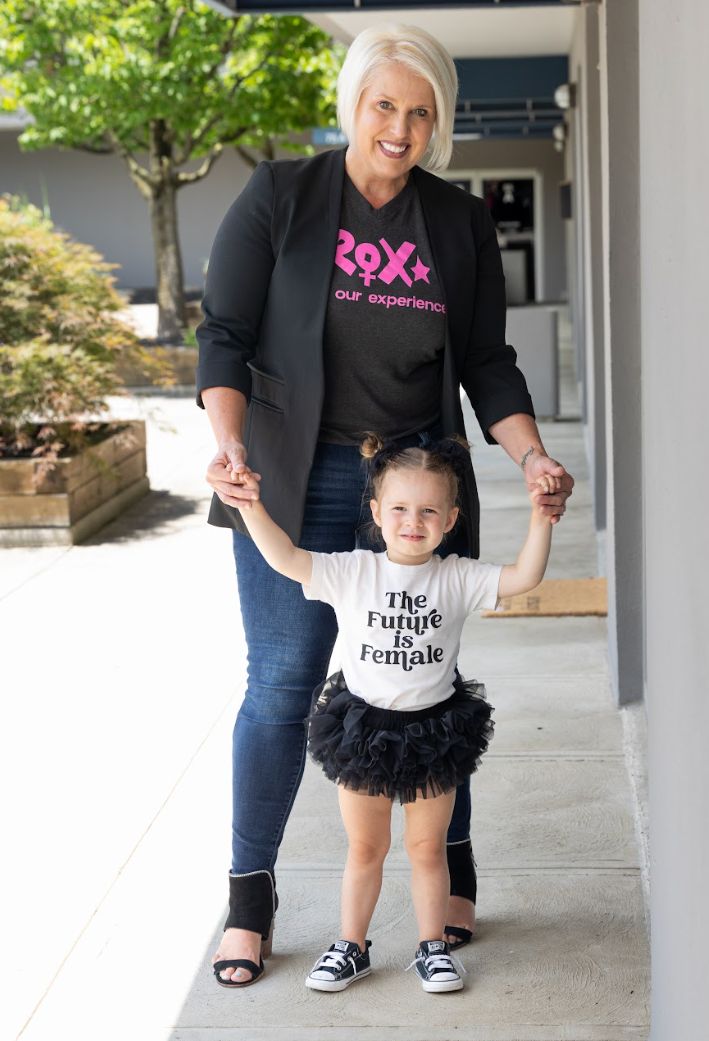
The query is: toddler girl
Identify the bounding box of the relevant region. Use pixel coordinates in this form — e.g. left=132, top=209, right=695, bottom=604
left=234, top=435, right=554, bottom=992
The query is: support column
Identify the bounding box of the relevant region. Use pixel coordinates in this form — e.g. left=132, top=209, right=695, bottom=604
left=640, top=2, right=709, bottom=1036
left=598, top=0, right=643, bottom=704
left=582, top=8, right=606, bottom=535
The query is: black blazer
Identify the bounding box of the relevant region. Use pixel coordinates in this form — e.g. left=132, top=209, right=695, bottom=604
left=196, top=147, right=534, bottom=558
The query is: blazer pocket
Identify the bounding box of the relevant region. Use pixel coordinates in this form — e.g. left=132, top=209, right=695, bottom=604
left=250, top=395, right=284, bottom=415
left=247, top=360, right=286, bottom=412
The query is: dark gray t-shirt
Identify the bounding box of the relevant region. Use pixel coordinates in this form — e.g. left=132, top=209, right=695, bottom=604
left=319, top=174, right=446, bottom=445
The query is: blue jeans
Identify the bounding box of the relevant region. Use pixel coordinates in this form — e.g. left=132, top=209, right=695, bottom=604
left=231, top=439, right=472, bottom=874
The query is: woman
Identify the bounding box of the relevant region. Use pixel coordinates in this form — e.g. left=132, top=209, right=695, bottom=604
left=197, top=24, right=574, bottom=987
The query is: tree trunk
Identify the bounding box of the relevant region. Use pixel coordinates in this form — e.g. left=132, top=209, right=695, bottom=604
left=149, top=178, right=186, bottom=343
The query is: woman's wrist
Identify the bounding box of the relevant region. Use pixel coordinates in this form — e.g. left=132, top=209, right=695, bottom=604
left=202, top=387, right=248, bottom=450
left=217, top=436, right=246, bottom=452
left=519, top=444, right=548, bottom=471
left=487, top=415, right=546, bottom=470
left=520, top=445, right=535, bottom=470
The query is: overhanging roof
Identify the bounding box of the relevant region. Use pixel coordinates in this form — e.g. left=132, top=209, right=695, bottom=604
left=215, top=2, right=577, bottom=9
left=204, top=1, right=575, bottom=140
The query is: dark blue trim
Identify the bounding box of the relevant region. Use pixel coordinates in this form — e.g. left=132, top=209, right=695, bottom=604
left=455, top=56, right=568, bottom=101
left=453, top=57, right=568, bottom=138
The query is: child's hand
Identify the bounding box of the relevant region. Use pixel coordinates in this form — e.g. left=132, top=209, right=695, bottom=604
left=225, top=462, right=262, bottom=508
left=522, top=451, right=573, bottom=525
left=535, top=473, right=560, bottom=495
left=529, top=475, right=557, bottom=520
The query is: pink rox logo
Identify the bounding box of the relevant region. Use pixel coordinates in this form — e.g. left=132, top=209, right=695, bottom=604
left=335, top=229, right=431, bottom=288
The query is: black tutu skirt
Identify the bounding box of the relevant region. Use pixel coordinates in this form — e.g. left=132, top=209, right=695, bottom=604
left=307, top=670, right=494, bottom=804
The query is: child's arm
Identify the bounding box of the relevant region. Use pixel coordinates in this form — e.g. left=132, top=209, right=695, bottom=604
left=235, top=470, right=313, bottom=585
left=497, top=477, right=554, bottom=599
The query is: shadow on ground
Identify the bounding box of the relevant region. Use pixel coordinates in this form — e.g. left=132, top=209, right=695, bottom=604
left=84, top=489, right=203, bottom=544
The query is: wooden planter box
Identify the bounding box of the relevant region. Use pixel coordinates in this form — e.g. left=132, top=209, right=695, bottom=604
left=0, top=420, right=149, bottom=546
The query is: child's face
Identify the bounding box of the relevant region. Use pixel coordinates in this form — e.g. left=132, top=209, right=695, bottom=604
left=370, top=468, right=459, bottom=565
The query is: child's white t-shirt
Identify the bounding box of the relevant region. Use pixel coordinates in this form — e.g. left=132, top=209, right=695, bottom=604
left=302, top=550, right=502, bottom=711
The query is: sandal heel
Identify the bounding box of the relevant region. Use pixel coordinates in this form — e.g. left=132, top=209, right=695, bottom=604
left=262, top=919, right=275, bottom=959
left=445, top=840, right=477, bottom=950
left=447, top=840, right=477, bottom=903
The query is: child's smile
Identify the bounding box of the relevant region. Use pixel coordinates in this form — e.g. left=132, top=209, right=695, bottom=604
left=370, top=470, right=459, bottom=565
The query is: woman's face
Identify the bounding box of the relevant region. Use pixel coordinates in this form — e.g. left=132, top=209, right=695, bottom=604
left=349, top=63, right=436, bottom=185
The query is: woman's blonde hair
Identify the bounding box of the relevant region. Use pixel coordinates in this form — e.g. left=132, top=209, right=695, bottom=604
left=337, top=24, right=458, bottom=172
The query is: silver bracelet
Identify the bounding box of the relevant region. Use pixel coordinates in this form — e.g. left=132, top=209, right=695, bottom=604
left=520, top=446, right=535, bottom=470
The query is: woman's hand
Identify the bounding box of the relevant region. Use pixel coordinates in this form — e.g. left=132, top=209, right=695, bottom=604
left=206, top=440, right=261, bottom=510
left=523, top=451, right=574, bottom=525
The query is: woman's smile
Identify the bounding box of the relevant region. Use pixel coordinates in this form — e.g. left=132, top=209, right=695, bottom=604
left=378, top=140, right=410, bottom=159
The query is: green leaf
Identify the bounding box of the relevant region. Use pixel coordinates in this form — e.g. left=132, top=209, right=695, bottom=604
left=0, top=1, right=340, bottom=161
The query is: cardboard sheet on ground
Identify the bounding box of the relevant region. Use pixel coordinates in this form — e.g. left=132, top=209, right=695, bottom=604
left=483, top=577, right=608, bottom=617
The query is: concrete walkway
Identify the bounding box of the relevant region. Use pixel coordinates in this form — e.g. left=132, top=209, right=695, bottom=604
left=1, top=384, right=649, bottom=1040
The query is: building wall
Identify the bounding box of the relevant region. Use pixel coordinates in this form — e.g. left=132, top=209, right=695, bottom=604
left=450, top=137, right=567, bottom=302
left=1, top=130, right=566, bottom=299
left=640, top=2, right=709, bottom=1035
left=0, top=131, right=256, bottom=289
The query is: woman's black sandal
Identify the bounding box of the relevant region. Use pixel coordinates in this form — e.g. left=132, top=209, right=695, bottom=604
left=213, top=870, right=278, bottom=988
left=444, top=840, right=477, bottom=951
left=213, top=956, right=265, bottom=988
left=443, top=925, right=473, bottom=950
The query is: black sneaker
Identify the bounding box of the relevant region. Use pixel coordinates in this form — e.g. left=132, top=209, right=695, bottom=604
left=305, top=939, right=372, bottom=992
left=406, top=939, right=465, bottom=992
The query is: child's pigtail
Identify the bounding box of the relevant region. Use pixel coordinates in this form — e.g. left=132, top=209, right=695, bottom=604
left=361, top=433, right=408, bottom=485
left=431, top=435, right=471, bottom=481
left=360, top=432, right=385, bottom=461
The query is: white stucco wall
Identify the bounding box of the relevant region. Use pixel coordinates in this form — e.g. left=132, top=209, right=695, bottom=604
left=0, top=132, right=255, bottom=289
left=640, top=2, right=709, bottom=1036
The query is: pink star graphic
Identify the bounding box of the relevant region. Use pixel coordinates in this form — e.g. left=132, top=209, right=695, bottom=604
left=411, top=256, right=430, bottom=283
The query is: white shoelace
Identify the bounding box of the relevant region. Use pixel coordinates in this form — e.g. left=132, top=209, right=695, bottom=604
left=310, top=950, right=354, bottom=975
left=405, top=951, right=467, bottom=977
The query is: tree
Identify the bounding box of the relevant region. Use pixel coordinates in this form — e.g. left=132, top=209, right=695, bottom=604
left=0, top=1, right=340, bottom=341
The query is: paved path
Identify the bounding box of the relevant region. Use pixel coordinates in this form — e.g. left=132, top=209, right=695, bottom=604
left=1, top=387, right=649, bottom=1041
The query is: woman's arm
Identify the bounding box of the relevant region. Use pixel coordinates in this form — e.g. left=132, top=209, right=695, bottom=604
left=197, top=163, right=276, bottom=509
left=237, top=474, right=312, bottom=585
left=202, top=386, right=260, bottom=510
left=461, top=204, right=535, bottom=438
left=497, top=481, right=553, bottom=599
left=488, top=413, right=574, bottom=525
left=196, top=163, right=276, bottom=408
left=460, top=201, right=575, bottom=523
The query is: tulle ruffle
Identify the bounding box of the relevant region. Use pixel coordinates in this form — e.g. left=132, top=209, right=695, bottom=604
left=307, top=671, right=494, bottom=804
